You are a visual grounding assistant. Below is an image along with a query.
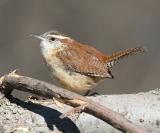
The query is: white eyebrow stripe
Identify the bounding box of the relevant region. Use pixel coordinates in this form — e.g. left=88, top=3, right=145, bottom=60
left=48, top=35, right=69, bottom=39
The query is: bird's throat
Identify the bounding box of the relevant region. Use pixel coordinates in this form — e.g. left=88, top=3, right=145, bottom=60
left=40, top=40, right=62, bottom=54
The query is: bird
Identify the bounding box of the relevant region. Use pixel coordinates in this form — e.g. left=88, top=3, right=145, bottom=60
left=32, top=30, right=145, bottom=95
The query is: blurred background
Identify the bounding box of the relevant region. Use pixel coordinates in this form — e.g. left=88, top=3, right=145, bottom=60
left=0, top=0, right=159, bottom=99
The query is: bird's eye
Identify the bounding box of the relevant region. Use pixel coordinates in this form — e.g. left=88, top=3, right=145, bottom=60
left=50, top=37, right=55, bottom=41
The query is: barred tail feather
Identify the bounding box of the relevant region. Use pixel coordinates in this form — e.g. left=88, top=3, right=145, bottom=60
left=106, top=46, right=146, bottom=68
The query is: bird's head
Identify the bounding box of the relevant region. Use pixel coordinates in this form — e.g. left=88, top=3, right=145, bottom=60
left=32, top=30, right=71, bottom=53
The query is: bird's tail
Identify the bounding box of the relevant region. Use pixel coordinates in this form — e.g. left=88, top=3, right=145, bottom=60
left=106, top=46, right=146, bottom=68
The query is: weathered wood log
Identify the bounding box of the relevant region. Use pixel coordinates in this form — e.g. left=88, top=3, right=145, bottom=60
left=0, top=89, right=160, bottom=133
left=0, top=71, right=157, bottom=132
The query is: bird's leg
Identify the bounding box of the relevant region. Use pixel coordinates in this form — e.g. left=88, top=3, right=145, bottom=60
left=89, top=92, right=99, bottom=96
left=84, top=90, right=91, bottom=96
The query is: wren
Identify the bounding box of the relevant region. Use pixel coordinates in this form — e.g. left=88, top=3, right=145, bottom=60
left=32, top=31, right=145, bottom=95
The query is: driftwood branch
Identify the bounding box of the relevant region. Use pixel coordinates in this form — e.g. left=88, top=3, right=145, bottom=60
left=0, top=71, right=147, bottom=133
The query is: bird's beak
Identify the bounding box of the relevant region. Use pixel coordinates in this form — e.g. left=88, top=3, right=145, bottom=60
left=30, top=34, right=45, bottom=40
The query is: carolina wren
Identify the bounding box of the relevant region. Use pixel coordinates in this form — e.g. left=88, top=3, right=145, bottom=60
left=32, top=31, right=145, bottom=95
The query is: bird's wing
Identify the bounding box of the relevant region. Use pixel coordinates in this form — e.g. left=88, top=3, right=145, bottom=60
left=56, top=44, right=110, bottom=77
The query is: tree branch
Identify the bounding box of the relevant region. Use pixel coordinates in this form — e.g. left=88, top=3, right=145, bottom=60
left=0, top=71, right=146, bottom=133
